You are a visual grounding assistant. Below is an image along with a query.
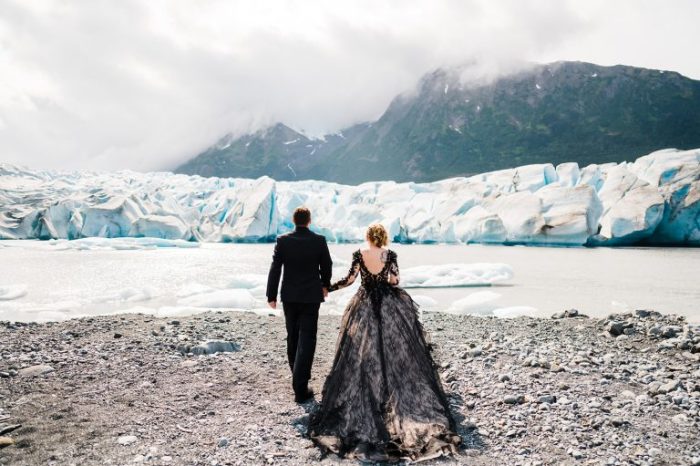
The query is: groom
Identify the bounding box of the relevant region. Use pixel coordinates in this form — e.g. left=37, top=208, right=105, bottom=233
left=266, top=207, right=333, bottom=403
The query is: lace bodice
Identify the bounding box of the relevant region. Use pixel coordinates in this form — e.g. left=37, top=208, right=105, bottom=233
left=329, top=249, right=399, bottom=292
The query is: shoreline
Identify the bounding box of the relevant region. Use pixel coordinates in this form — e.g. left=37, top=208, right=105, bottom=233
left=1, top=310, right=699, bottom=465
left=2, top=238, right=700, bottom=249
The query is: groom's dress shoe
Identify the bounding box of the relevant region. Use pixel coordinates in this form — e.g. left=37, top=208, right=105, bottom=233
left=294, top=388, right=314, bottom=403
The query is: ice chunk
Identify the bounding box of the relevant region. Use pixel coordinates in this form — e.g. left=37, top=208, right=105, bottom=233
left=0, top=285, right=27, bottom=300
left=401, top=263, right=513, bottom=288
left=227, top=274, right=267, bottom=289
left=555, top=162, right=580, bottom=187
left=536, top=185, right=602, bottom=244
left=47, top=237, right=199, bottom=250
left=444, top=290, right=501, bottom=314
left=440, top=205, right=507, bottom=243
left=177, top=289, right=256, bottom=309
left=492, top=306, right=539, bottom=318
left=484, top=192, right=544, bottom=242
left=591, top=165, right=666, bottom=245
left=130, top=215, right=191, bottom=240
left=0, top=148, right=697, bottom=246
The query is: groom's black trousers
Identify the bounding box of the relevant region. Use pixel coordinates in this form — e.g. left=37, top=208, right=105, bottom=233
left=282, top=302, right=320, bottom=394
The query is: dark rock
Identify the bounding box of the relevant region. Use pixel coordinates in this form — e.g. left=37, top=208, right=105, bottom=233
left=607, top=321, right=632, bottom=337
left=610, top=418, right=629, bottom=427
left=660, top=326, right=682, bottom=339
left=0, top=425, right=21, bottom=436
left=552, top=308, right=584, bottom=319
left=178, top=340, right=240, bottom=356
left=503, top=394, right=525, bottom=405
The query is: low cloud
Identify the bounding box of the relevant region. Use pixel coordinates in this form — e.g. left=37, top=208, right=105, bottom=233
left=0, top=0, right=697, bottom=171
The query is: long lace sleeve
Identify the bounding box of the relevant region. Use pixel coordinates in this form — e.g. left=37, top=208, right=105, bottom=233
left=329, top=251, right=361, bottom=292
left=388, top=250, right=400, bottom=285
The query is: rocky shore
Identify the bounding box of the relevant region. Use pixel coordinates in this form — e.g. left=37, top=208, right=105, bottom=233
left=1, top=309, right=699, bottom=465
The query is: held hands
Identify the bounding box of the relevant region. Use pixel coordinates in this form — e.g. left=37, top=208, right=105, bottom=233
left=323, top=287, right=329, bottom=298
left=268, top=301, right=277, bottom=309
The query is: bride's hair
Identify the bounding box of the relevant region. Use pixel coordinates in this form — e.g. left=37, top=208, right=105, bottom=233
left=366, top=224, right=388, bottom=247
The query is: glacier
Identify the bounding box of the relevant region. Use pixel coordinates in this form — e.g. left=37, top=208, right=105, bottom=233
left=1, top=148, right=698, bottom=246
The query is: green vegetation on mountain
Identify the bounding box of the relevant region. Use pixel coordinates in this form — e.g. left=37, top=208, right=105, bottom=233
left=175, top=61, right=700, bottom=183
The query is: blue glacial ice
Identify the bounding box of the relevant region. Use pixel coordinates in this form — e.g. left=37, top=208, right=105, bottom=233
left=1, top=148, right=698, bottom=246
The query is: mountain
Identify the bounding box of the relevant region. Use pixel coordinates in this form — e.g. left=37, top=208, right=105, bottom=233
left=175, top=61, right=700, bottom=183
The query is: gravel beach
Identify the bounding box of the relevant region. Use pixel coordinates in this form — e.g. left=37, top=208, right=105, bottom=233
left=1, top=309, right=699, bottom=465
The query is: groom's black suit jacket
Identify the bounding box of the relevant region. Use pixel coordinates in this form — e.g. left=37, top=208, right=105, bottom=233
left=266, top=226, right=333, bottom=303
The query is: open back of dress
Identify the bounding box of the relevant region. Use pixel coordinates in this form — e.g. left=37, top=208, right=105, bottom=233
left=309, top=249, right=461, bottom=462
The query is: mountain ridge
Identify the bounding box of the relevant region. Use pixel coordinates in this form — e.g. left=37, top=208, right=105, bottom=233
left=175, top=61, right=700, bottom=183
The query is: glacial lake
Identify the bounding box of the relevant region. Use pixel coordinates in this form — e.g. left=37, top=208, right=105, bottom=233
left=0, top=240, right=698, bottom=323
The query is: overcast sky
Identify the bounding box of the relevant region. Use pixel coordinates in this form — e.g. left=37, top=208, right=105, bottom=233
left=1, top=0, right=698, bottom=171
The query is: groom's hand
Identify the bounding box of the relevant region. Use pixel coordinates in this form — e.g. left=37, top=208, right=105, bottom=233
left=322, top=287, right=329, bottom=298
left=267, top=301, right=277, bottom=309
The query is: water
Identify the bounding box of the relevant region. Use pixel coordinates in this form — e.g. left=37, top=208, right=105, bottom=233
left=0, top=240, right=698, bottom=322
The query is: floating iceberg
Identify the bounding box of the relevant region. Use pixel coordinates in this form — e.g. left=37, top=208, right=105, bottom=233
left=401, top=263, right=513, bottom=288
left=0, top=285, right=27, bottom=301
left=177, top=289, right=257, bottom=309
left=1, top=148, right=698, bottom=246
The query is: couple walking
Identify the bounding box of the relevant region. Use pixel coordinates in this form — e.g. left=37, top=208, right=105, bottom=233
left=266, top=207, right=461, bottom=462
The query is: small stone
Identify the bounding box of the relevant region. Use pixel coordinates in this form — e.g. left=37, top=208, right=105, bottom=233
left=117, top=435, right=138, bottom=446
left=0, top=437, right=14, bottom=448
left=610, top=418, right=629, bottom=427
left=442, top=372, right=457, bottom=383
left=0, top=425, right=22, bottom=436
left=18, top=364, right=54, bottom=377
left=503, top=394, right=525, bottom=405
left=463, top=420, right=478, bottom=430
left=648, top=382, right=662, bottom=395
left=538, top=394, right=556, bottom=404
left=661, top=325, right=682, bottom=339
left=658, top=380, right=679, bottom=394
left=672, top=413, right=689, bottom=424
left=498, top=374, right=511, bottom=382
left=469, top=347, right=483, bottom=357
left=184, top=340, right=240, bottom=356
left=113, top=332, right=123, bottom=338
left=218, top=437, right=229, bottom=448
left=607, top=321, right=630, bottom=336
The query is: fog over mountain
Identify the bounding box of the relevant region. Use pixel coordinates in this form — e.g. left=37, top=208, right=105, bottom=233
left=0, top=0, right=699, bottom=172
left=177, top=61, right=700, bottom=183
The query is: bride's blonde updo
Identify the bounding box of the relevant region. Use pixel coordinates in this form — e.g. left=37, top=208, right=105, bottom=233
left=366, top=224, right=389, bottom=247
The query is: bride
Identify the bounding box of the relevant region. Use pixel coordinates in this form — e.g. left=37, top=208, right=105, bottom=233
left=309, top=224, right=461, bottom=462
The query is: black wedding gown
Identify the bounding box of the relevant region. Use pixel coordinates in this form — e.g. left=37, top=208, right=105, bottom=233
left=309, top=249, right=461, bottom=462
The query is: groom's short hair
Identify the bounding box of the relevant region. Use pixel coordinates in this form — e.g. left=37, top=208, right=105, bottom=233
left=293, top=207, right=311, bottom=226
